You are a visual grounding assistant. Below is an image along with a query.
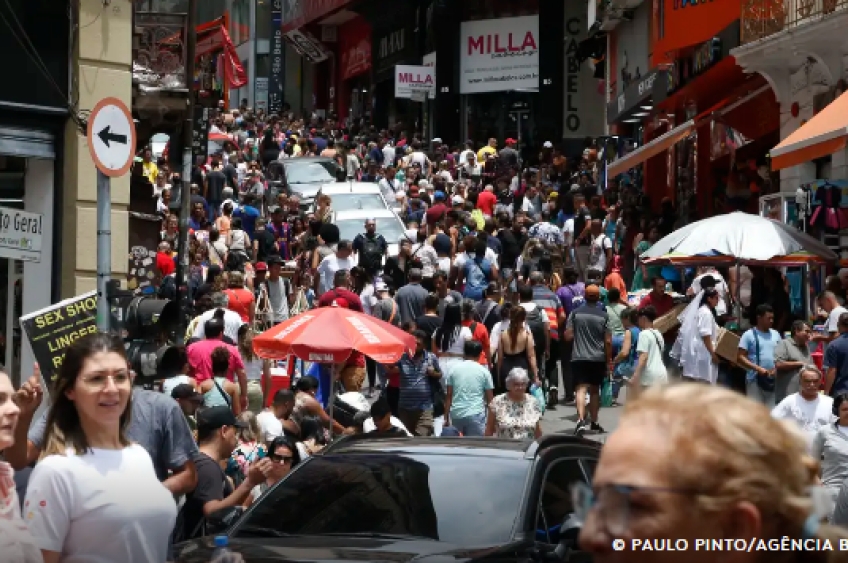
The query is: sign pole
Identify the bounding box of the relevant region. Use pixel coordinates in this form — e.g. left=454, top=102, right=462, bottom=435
left=96, top=170, right=111, bottom=332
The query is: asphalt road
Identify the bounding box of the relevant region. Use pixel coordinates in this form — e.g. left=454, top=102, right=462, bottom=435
left=539, top=393, right=625, bottom=444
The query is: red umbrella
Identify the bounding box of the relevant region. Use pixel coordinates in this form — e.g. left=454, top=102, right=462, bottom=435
left=253, top=307, right=416, bottom=364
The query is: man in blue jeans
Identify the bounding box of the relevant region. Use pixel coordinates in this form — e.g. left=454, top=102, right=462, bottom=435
left=444, top=340, right=495, bottom=436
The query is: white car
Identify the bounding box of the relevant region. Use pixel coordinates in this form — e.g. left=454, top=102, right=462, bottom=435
left=333, top=208, right=408, bottom=264
left=313, top=182, right=396, bottom=214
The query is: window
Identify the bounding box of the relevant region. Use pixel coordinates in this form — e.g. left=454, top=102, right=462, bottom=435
left=536, top=458, right=587, bottom=544
left=230, top=0, right=250, bottom=45
left=234, top=454, right=530, bottom=545
left=283, top=160, right=340, bottom=184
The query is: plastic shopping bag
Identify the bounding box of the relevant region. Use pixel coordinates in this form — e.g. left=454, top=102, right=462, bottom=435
left=530, top=384, right=546, bottom=415
left=601, top=377, right=614, bottom=408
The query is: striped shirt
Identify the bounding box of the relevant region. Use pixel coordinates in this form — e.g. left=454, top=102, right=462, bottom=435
left=532, top=285, right=564, bottom=340
left=397, top=351, right=441, bottom=411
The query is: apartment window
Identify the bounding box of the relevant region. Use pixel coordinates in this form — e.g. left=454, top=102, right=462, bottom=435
left=256, top=0, right=272, bottom=41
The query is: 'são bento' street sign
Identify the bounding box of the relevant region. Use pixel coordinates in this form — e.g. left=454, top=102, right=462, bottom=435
left=87, top=97, right=136, bottom=177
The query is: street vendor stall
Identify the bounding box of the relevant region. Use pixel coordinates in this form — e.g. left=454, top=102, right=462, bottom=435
left=253, top=307, right=415, bottom=438
left=640, top=212, right=838, bottom=388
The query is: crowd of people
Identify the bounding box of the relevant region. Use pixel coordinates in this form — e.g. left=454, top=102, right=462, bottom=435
left=4, top=103, right=848, bottom=561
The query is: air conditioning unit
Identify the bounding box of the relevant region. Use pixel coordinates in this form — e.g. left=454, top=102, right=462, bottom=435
left=608, top=0, right=644, bottom=8
left=321, top=25, right=337, bottom=42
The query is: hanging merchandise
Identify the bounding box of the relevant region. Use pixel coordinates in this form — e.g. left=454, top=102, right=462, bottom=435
left=796, top=184, right=811, bottom=231
left=808, top=180, right=848, bottom=233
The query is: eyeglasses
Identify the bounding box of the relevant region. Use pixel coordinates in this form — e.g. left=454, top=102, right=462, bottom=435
left=570, top=481, right=700, bottom=536
left=268, top=453, right=293, bottom=464
left=80, top=371, right=132, bottom=390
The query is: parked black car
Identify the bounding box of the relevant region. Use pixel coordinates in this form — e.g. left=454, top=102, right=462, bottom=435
left=174, top=435, right=600, bottom=562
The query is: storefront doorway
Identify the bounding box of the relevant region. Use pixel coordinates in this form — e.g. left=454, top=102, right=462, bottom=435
left=464, top=91, right=538, bottom=153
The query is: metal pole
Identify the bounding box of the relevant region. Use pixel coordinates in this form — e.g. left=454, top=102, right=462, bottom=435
left=96, top=170, right=111, bottom=332
left=175, top=0, right=198, bottom=344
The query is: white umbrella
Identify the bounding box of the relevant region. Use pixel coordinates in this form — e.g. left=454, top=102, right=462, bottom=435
left=641, top=212, right=837, bottom=264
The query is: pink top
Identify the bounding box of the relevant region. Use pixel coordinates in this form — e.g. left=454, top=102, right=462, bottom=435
left=187, top=339, right=245, bottom=383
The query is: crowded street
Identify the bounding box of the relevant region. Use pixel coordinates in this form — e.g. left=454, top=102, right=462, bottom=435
left=6, top=0, right=848, bottom=562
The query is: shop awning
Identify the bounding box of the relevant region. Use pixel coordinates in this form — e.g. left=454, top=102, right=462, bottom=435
left=771, top=89, right=848, bottom=170
left=607, top=120, right=694, bottom=177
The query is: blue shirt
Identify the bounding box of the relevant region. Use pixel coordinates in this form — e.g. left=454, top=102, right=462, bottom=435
left=234, top=205, right=260, bottom=239
left=824, top=333, right=848, bottom=396
left=397, top=350, right=441, bottom=410
left=738, top=328, right=782, bottom=382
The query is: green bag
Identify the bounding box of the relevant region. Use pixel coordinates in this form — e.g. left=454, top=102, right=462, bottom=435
left=601, top=377, right=614, bottom=408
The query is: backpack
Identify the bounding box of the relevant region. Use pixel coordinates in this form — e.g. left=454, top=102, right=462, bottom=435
left=463, top=257, right=491, bottom=300
left=470, top=208, right=485, bottom=231
left=360, top=235, right=384, bottom=274
left=525, top=306, right=548, bottom=357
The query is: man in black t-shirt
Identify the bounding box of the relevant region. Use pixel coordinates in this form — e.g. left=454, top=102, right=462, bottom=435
left=206, top=159, right=227, bottom=219
left=415, top=294, right=443, bottom=351
left=253, top=217, right=278, bottom=262
left=179, top=407, right=270, bottom=541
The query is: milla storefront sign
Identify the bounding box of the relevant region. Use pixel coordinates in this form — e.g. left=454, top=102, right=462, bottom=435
left=395, top=65, right=435, bottom=99
left=459, top=15, right=540, bottom=94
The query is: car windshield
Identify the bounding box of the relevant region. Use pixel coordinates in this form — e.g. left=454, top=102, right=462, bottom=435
left=234, top=453, right=528, bottom=545
left=324, top=193, right=386, bottom=212
left=284, top=161, right=339, bottom=184
left=337, top=217, right=405, bottom=243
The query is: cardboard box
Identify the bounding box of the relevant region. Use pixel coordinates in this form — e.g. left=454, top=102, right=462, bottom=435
left=654, top=303, right=687, bottom=334
left=715, top=328, right=741, bottom=364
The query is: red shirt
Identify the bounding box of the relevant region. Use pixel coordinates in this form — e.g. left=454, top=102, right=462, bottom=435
left=462, top=320, right=491, bottom=365
left=638, top=291, right=674, bottom=317
left=476, top=190, right=497, bottom=216
left=187, top=339, right=245, bottom=383
left=156, top=252, right=175, bottom=276
left=224, top=288, right=255, bottom=323
left=425, top=202, right=448, bottom=226
left=317, top=288, right=363, bottom=312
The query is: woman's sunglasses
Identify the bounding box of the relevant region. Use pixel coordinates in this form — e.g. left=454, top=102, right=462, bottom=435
left=268, top=453, right=293, bottom=464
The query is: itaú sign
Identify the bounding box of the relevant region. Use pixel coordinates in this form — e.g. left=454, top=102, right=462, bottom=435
left=395, top=65, right=435, bottom=99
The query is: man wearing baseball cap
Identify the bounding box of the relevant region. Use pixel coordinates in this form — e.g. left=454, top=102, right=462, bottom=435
left=500, top=138, right=520, bottom=168
left=180, top=406, right=270, bottom=540
left=565, top=284, right=611, bottom=437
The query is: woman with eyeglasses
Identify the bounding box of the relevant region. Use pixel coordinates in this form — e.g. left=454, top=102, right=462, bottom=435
left=575, top=384, right=848, bottom=561
left=24, top=333, right=177, bottom=563
left=245, top=436, right=300, bottom=507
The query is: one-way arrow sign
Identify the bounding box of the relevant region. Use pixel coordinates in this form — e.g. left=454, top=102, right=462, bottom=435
left=87, top=97, right=136, bottom=177
left=98, top=125, right=127, bottom=148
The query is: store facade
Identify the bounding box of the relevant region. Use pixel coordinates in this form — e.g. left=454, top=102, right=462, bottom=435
left=606, top=0, right=779, bottom=220
left=336, top=16, right=372, bottom=124
left=731, top=4, right=848, bottom=201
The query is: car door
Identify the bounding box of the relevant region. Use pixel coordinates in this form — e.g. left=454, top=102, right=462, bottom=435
left=533, top=450, right=596, bottom=562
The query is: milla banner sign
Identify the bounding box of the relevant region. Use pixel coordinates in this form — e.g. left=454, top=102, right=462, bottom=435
left=395, top=65, right=436, bottom=99
left=460, top=15, right=540, bottom=94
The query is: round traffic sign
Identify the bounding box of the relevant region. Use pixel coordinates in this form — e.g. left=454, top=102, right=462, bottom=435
left=87, top=97, right=136, bottom=177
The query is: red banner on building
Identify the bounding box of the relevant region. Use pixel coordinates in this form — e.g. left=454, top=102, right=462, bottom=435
left=281, top=0, right=351, bottom=34
left=338, top=18, right=371, bottom=81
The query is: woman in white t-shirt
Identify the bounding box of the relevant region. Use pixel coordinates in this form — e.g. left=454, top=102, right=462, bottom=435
left=631, top=306, right=668, bottom=397
left=432, top=303, right=474, bottom=381
left=25, top=333, right=177, bottom=563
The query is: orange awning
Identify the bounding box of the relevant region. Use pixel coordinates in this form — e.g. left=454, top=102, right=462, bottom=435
left=771, top=90, right=848, bottom=170
left=607, top=120, right=694, bottom=177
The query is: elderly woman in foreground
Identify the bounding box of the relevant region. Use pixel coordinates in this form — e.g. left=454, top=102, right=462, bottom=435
left=485, top=367, right=542, bottom=439
left=576, top=383, right=848, bottom=563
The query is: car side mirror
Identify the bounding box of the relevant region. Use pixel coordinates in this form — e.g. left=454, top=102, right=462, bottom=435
left=206, top=506, right=244, bottom=535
